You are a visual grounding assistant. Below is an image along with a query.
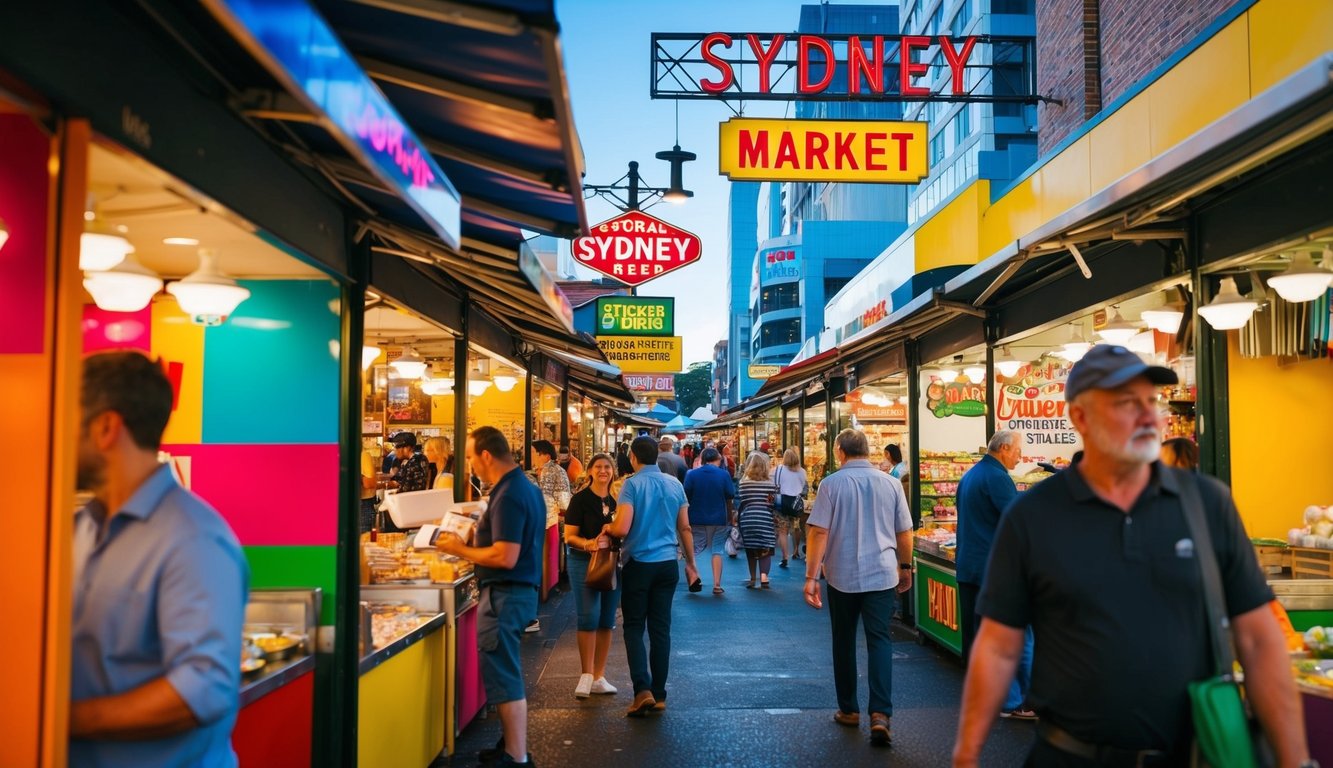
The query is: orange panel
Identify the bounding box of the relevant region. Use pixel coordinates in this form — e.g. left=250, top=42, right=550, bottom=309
left=152, top=296, right=205, bottom=444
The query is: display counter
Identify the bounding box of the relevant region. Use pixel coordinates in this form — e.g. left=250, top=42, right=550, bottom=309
left=232, top=588, right=319, bottom=767
left=1271, top=578, right=1333, bottom=631
left=358, top=597, right=447, bottom=768
left=914, top=541, right=962, bottom=657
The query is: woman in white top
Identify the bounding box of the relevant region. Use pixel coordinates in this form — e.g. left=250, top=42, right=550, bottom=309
left=773, top=448, right=809, bottom=568
left=424, top=436, right=453, bottom=491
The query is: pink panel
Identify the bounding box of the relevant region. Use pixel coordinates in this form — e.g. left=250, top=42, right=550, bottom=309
left=82, top=304, right=152, bottom=353
left=456, top=607, right=486, bottom=731
left=0, top=115, right=51, bottom=354
left=160, top=443, right=339, bottom=546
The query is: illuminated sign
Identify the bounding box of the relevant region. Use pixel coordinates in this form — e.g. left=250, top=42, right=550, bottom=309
left=205, top=0, right=462, bottom=250
left=572, top=211, right=702, bottom=287
left=748, top=364, right=783, bottom=379
left=595, top=336, right=683, bottom=374
left=861, top=299, right=888, bottom=329
left=761, top=246, right=800, bottom=283
left=596, top=297, right=674, bottom=337
left=720, top=119, right=928, bottom=183
left=623, top=374, right=676, bottom=392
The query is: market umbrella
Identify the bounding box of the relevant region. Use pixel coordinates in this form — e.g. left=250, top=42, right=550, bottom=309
left=661, top=413, right=698, bottom=431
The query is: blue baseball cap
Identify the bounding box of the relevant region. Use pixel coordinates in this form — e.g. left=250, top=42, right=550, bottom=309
left=1065, top=344, right=1177, bottom=401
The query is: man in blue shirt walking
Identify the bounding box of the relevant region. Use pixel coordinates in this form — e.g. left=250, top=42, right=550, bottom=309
left=683, top=447, right=735, bottom=594
left=955, top=429, right=1033, bottom=719
left=70, top=351, right=249, bottom=768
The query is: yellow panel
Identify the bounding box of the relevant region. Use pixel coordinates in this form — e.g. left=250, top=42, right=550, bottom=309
left=151, top=296, right=204, bottom=444
left=1227, top=335, right=1333, bottom=538
left=358, top=627, right=446, bottom=768
left=979, top=178, right=1040, bottom=260
left=1088, top=97, right=1153, bottom=193
left=1032, top=137, right=1091, bottom=225
left=718, top=118, right=929, bottom=183
left=1249, top=0, right=1333, bottom=92
left=1147, top=19, right=1251, bottom=156
left=915, top=181, right=982, bottom=271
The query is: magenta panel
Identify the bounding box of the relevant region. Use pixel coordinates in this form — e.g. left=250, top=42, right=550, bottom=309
left=81, top=304, right=152, bottom=353
left=0, top=115, right=51, bottom=354
left=160, top=443, right=340, bottom=546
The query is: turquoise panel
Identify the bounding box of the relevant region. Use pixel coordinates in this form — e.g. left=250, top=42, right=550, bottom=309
left=203, top=280, right=341, bottom=444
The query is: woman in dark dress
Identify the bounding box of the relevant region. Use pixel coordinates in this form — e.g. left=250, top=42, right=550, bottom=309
left=563, top=453, right=622, bottom=698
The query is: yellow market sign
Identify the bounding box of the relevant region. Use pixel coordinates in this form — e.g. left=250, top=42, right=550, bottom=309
left=719, top=118, right=928, bottom=183
left=596, top=336, right=683, bottom=373
left=748, top=364, right=783, bottom=379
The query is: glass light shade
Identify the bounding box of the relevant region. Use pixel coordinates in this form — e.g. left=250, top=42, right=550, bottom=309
left=165, top=250, right=250, bottom=322
left=421, top=376, right=454, bottom=396
left=1268, top=251, right=1333, bottom=303
left=1140, top=308, right=1184, bottom=334
left=468, top=379, right=491, bottom=397
left=1197, top=277, right=1259, bottom=330
left=390, top=347, right=427, bottom=379
left=897, top=395, right=909, bottom=405
left=361, top=345, right=381, bottom=371
left=80, top=229, right=135, bottom=271
left=963, top=365, right=987, bottom=383
left=493, top=374, right=519, bottom=392
left=995, top=347, right=1023, bottom=378
left=1059, top=342, right=1091, bottom=362
left=936, top=368, right=959, bottom=383
left=83, top=255, right=163, bottom=312
left=1096, top=308, right=1139, bottom=345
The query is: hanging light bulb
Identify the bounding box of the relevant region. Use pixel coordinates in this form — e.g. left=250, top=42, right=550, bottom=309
left=361, top=345, right=381, bottom=371
left=166, top=249, right=251, bottom=325
left=1197, top=276, right=1259, bottom=330
left=995, top=347, right=1024, bottom=378
left=493, top=374, right=519, bottom=392
left=897, top=395, right=909, bottom=405
left=80, top=207, right=134, bottom=271
left=1268, top=249, right=1333, bottom=303
left=963, top=364, right=987, bottom=383
left=1141, top=304, right=1185, bottom=334
left=936, top=367, right=959, bottom=383
left=390, top=347, right=428, bottom=378
left=83, top=254, right=163, bottom=312
left=0, top=215, right=9, bottom=252
left=421, top=372, right=455, bottom=396
left=468, top=379, right=492, bottom=397
left=1059, top=323, right=1092, bottom=362
left=1096, top=307, right=1140, bottom=345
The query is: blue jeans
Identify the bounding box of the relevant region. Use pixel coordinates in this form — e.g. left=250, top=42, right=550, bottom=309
left=1004, top=626, right=1034, bottom=711
left=826, top=584, right=896, bottom=716
left=477, top=583, right=538, bottom=705
left=620, top=559, right=679, bottom=700
left=566, top=549, right=621, bottom=631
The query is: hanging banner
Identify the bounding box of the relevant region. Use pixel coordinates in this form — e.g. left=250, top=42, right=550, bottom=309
left=623, top=373, right=676, bottom=392
left=596, top=296, right=674, bottom=336
left=993, top=358, right=1081, bottom=471
left=572, top=211, right=702, bottom=286
left=719, top=118, right=928, bottom=183
left=918, top=370, right=987, bottom=454
left=595, top=336, right=683, bottom=373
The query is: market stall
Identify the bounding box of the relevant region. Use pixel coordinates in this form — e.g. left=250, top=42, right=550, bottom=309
left=233, top=589, right=320, bottom=767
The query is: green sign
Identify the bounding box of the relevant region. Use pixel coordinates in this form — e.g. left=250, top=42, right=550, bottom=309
left=595, top=296, right=674, bottom=337
left=914, top=557, right=962, bottom=656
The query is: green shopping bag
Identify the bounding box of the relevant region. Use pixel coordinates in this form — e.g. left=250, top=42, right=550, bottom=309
left=1188, top=676, right=1258, bottom=768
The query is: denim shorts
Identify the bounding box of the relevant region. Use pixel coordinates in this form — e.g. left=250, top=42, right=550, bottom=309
left=476, top=583, right=538, bottom=705
left=566, top=549, right=620, bottom=631
left=691, top=525, right=730, bottom=557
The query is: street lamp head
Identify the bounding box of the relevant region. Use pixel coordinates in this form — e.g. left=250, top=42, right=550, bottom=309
left=656, top=144, right=696, bottom=205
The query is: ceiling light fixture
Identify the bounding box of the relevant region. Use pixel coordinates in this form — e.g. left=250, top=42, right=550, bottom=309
left=493, top=374, right=519, bottom=392
left=468, top=379, right=492, bottom=397
left=421, top=373, right=454, bottom=396
left=963, top=364, right=987, bottom=383
left=1060, top=324, right=1093, bottom=362
left=1096, top=307, right=1140, bottom=345
left=995, top=347, right=1024, bottom=378
left=83, top=254, right=163, bottom=312
left=0, top=215, right=9, bottom=252
left=80, top=209, right=134, bottom=271
left=1141, top=304, right=1185, bottom=334
left=361, top=345, right=381, bottom=371
left=936, top=367, right=959, bottom=384
left=389, top=347, right=428, bottom=379
left=163, top=237, right=200, bottom=246
left=1197, top=276, right=1259, bottom=330
left=165, top=249, right=251, bottom=325
left=1268, top=249, right=1333, bottom=303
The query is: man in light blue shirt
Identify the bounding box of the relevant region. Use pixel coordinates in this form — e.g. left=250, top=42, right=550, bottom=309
left=70, top=351, right=248, bottom=768
left=606, top=436, right=695, bottom=717
left=803, top=428, right=914, bottom=747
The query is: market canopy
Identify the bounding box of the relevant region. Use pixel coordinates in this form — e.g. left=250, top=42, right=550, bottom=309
left=661, top=414, right=699, bottom=431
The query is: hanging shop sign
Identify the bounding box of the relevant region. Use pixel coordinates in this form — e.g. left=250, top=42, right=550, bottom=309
left=596, top=296, right=674, bottom=336
left=994, top=358, right=1081, bottom=469
left=748, top=364, right=783, bottom=379
left=623, top=374, right=676, bottom=392
left=761, top=246, right=800, bottom=283
left=918, top=370, right=987, bottom=454
left=519, top=242, right=576, bottom=333
left=719, top=118, right=928, bottom=183
left=650, top=33, right=1036, bottom=104
left=848, top=390, right=907, bottom=421
left=595, top=336, right=683, bottom=373
left=572, top=211, right=702, bottom=287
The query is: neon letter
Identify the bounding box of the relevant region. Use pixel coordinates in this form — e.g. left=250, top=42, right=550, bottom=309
left=848, top=35, right=885, bottom=94
left=899, top=35, right=931, bottom=97
left=939, top=35, right=977, bottom=95
left=747, top=34, right=786, bottom=93
left=798, top=35, right=835, bottom=94
left=700, top=33, right=735, bottom=93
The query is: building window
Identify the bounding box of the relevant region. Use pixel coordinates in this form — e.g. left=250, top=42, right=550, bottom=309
left=759, top=318, right=802, bottom=349
left=951, top=0, right=972, bottom=36
left=760, top=283, right=800, bottom=314
left=929, top=133, right=945, bottom=165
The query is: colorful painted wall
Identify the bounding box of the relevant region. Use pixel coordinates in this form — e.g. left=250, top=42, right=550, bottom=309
left=83, top=279, right=343, bottom=623
left=1227, top=336, right=1333, bottom=539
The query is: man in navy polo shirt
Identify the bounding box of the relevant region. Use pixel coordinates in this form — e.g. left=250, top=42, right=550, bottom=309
left=683, top=447, right=735, bottom=594
left=437, top=426, right=544, bottom=766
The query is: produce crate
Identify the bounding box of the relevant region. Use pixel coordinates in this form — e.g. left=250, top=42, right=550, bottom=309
left=1254, top=545, right=1292, bottom=575
left=1291, top=547, right=1333, bottom=579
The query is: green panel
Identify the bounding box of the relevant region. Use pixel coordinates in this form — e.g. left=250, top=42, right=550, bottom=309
left=915, top=557, right=962, bottom=656
left=244, top=545, right=338, bottom=625
left=594, top=296, right=674, bottom=336
left=1289, top=610, right=1333, bottom=633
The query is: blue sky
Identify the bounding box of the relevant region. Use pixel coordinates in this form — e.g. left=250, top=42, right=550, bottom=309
left=556, top=0, right=824, bottom=366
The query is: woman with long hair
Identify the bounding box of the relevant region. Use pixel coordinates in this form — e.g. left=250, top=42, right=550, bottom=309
left=735, top=452, right=778, bottom=588
left=773, top=448, right=809, bottom=568
left=562, top=453, right=621, bottom=697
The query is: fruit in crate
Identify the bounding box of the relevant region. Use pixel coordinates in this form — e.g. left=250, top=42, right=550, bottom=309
left=1306, top=627, right=1333, bottom=659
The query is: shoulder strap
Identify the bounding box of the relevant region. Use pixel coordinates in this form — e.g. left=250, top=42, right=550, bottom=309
left=1178, top=472, right=1237, bottom=676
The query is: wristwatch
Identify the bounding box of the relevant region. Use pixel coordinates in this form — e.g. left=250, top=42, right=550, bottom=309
left=899, top=563, right=913, bottom=570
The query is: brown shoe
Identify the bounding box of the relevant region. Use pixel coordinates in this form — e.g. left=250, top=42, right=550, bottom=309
left=626, top=691, right=656, bottom=717
left=869, top=713, right=891, bottom=745
left=652, top=700, right=667, bottom=711
left=833, top=710, right=860, bottom=727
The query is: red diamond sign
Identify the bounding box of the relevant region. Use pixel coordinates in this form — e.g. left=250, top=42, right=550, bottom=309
left=571, top=210, right=702, bottom=287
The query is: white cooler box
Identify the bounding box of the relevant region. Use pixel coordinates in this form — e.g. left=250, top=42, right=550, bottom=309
left=379, top=488, right=454, bottom=529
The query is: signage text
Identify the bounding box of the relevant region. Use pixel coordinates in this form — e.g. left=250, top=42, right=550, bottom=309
left=927, top=577, right=958, bottom=631
left=720, top=119, right=928, bottom=183
left=596, top=296, right=675, bottom=337
left=595, top=336, right=683, bottom=374
left=572, top=211, right=702, bottom=287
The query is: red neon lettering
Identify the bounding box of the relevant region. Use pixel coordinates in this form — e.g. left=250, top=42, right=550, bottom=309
left=774, top=132, right=799, bottom=168
left=805, top=132, right=830, bottom=169
left=700, top=33, right=734, bottom=93
left=847, top=35, right=885, bottom=94
left=939, top=35, right=977, bottom=95
left=738, top=130, right=768, bottom=168
left=899, top=35, right=932, bottom=97
left=891, top=132, right=914, bottom=170
left=833, top=132, right=858, bottom=170
left=865, top=132, right=887, bottom=171
left=746, top=34, right=786, bottom=93
left=798, top=35, right=835, bottom=93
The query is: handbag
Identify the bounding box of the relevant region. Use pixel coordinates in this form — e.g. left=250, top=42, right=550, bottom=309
left=1178, top=475, right=1273, bottom=768
left=725, top=526, right=743, bottom=557
left=774, top=468, right=804, bottom=517
left=586, top=540, right=620, bottom=592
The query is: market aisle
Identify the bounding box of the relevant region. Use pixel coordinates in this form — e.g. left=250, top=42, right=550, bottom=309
left=446, top=555, right=1035, bottom=767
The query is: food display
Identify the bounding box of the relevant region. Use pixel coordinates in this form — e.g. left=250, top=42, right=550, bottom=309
left=428, top=553, right=474, bottom=583
left=1162, top=384, right=1196, bottom=441
left=918, top=451, right=982, bottom=522
left=1289, top=505, right=1333, bottom=549
left=364, top=541, right=431, bottom=583
left=368, top=602, right=429, bottom=650
left=915, top=525, right=957, bottom=561
left=859, top=423, right=909, bottom=464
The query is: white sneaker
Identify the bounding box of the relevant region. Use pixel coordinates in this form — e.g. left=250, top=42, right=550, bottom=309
left=590, top=677, right=618, bottom=695
left=574, top=673, right=594, bottom=698
left=524, top=619, right=540, bottom=634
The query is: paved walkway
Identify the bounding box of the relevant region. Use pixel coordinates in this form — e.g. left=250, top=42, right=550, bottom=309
left=448, top=555, right=1035, bottom=767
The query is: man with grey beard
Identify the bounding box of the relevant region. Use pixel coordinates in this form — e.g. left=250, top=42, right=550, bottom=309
left=952, top=344, right=1309, bottom=767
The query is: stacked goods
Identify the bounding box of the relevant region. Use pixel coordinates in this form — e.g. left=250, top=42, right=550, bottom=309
left=1289, top=505, right=1333, bottom=549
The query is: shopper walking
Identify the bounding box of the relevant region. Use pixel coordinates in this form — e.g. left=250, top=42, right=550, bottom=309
left=683, top=447, right=736, bottom=595
left=656, top=436, right=689, bottom=483
left=735, top=452, right=778, bottom=589
left=953, top=344, right=1309, bottom=767
left=604, top=436, right=696, bottom=716
left=562, top=453, right=621, bottom=698
left=955, top=429, right=1034, bottom=719
left=773, top=448, right=809, bottom=568
left=436, top=426, right=544, bottom=766
left=803, top=428, right=914, bottom=747
left=71, top=351, right=249, bottom=768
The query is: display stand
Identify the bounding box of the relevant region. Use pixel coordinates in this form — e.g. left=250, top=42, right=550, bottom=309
left=914, top=540, right=962, bottom=657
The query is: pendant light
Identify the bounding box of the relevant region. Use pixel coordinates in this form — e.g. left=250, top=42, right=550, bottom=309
left=1197, top=277, right=1259, bottom=330
left=390, top=347, right=427, bottom=379
left=166, top=249, right=251, bottom=324
left=468, top=378, right=492, bottom=397
left=1096, top=307, right=1139, bottom=345
left=1060, top=324, right=1092, bottom=362
left=1140, top=304, right=1185, bottom=334
left=935, top=367, right=959, bottom=383
left=995, top=347, right=1024, bottom=378
left=493, top=373, right=519, bottom=392
left=421, top=371, right=454, bottom=396
left=80, top=208, right=134, bottom=271
left=1268, top=249, right=1333, bottom=303
left=963, top=364, right=987, bottom=383
left=0, top=215, right=9, bottom=252
left=361, top=345, right=382, bottom=371
left=83, top=254, right=163, bottom=312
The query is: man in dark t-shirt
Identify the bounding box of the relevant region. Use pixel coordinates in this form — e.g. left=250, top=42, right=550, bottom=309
left=953, top=344, right=1309, bottom=767
left=436, top=427, right=543, bottom=766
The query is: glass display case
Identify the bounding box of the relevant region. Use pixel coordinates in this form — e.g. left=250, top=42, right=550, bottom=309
left=241, top=588, right=320, bottom=704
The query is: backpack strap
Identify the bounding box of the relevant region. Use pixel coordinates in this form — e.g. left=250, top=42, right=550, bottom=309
left=1177, top=471, right=1237, bottom=676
